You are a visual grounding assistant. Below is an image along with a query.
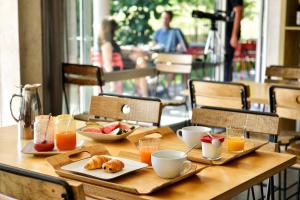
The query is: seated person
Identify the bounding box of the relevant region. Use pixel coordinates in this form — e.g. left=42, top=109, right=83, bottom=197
left=99, top=17, right=148, bottom=96
left=153, top=11, right=188, bottom=53
left=99, top=17, right=124, bottom=72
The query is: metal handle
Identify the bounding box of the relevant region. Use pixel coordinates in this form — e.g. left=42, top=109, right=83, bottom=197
left=9, top=94, right=22, bottom=122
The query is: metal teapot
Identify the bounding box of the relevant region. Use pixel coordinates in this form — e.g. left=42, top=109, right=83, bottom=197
left=10, top=84, right=42, bottom=139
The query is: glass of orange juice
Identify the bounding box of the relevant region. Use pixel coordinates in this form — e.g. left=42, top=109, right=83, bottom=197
left=55, top=115, right=76, bottom=151
left=138, top=138, right=160, bottom=166
left=226, top=127, right=245, bottom=152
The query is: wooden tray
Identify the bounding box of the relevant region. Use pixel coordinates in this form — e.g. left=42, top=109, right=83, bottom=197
left=127, top=126, right=268, bottom=165
left=47, top=145, right=206, bottom=195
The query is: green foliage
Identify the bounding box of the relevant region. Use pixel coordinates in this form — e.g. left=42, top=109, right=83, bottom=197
left=243, top=0, right=257, bottom=20
left=110, top=0, right=170, bottom=45
left=111, top=0, right=257, bottom=45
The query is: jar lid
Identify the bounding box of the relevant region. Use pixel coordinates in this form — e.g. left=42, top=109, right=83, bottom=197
left=200, top=135, right=224, bottom=143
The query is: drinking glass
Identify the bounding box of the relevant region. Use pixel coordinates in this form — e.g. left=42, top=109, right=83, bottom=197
left=226, top=127, right=245, bottom=152
left=55, top=114, right=76, bottom=151
left=138, top=138, right=160, bottom=166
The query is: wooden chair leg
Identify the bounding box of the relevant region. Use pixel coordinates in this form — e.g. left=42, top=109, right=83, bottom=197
left=63, top=85, right=69, bottom=114
left=155, top=74, right=159, bottom=97
left=297, top=169, right=300, bottom=200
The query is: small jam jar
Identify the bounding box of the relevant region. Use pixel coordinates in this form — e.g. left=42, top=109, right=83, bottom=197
left=33, top=115, right=54, bottom=152
left=200, top=135, right=224, bottom=160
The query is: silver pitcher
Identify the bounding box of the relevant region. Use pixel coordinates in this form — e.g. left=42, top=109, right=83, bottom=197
left=10, top=84, right=42, bottom=139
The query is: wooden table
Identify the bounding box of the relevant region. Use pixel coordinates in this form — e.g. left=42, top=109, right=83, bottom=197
left=236, top=80, right=300, bottom=105
left=182, top=80, right=299, bottom=105
left=0, top=124, right=296, bottom=200
left=235, top=80, right=285, bottom=104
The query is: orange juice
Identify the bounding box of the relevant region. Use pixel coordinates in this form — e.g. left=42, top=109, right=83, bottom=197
left=56, top=131, right=76, bottom=151
left=140, top=148, right=154, bottom=166
left=227, top=137, right=245, bottom=152
left=138, top=138, right=160, bottom=166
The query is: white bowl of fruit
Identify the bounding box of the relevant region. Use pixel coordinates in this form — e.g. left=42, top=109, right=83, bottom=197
left=77, top=121, right=136, bottom=142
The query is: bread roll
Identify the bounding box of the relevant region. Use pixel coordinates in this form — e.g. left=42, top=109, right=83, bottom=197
left=84, top=155, right=111, bottom=170
left=102, top=159, right=124, bottom=173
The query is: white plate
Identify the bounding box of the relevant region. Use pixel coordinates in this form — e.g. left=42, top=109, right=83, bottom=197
left=77, top=124, right=137, bottom=142
left=61, top=155, right=148, bottom=180
left=21, top=140, right=85, bottom=155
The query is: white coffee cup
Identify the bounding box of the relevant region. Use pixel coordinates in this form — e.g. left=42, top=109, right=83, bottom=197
left=151, top=150, right=192, bottom=179
left=176, top=126, right=211, bottom=148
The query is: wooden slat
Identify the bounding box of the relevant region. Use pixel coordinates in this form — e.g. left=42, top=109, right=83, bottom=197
left=156, top=63, right=192, bottom=74
left=154, top=53, right=193, bottom=74
left=190, top=80, right=249, bottom=109
left=265, top=79, right=300, bottom=86
left=103, top=68, right=157, bottom=82
left=272, top=87, right=300, bottom=120
left=274, top=88, right=300, bottom=109
left=62, top=63, right=104, bottom=87
left=266, top=66, right=300, bottom=80
left=63, top=64, right=99, bottom=76
left=192, top=107, right=279, bottom=135
left=156, top=54, right=193, bottom=64
left=64, top=77, right=98, bottom=86
left=195, top=96, right=243, bottom=109
left=192, top=81, right=248, bottom=98
left=277, top=107, right=300, bottom=120
left=89, top=96, right=162, bottom=124
left=0, top=171, right=85, bottom=200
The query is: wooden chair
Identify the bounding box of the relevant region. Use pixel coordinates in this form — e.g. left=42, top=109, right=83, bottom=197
left=192, top=106, right=280, bottom=200
left=0, top=163, right=85, bottom=200
left=265, top=65, right=300, bottom=85
left=153, top=53, right=192, bottom=109
left=62, top=63, right=104, bottom=113
left=89, top=94, right=162, bottom=126
left=189, top=80, right=250, bottom=110
left=270, top=85, right=300, bottom=199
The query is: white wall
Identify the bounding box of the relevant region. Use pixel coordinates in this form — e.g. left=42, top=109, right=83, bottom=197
left=257, top=0, right=283, bottom=82
left=0, top=0, right=21, bottom=126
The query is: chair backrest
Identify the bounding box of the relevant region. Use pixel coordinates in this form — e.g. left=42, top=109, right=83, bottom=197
left=0, top=164, right=84, bottom=200
left=189, top=80, right=250, bottom=109
left=192, top=106, right=279, bottom=138
left=89, top=94, right=162, bottom=126
left=62, top=63, right=104, bottom=90
left=265, top=65, right=300, bottom=85
left=154, top=53, right=193, bottom=74
left=270, top=85, right=300, bottom=120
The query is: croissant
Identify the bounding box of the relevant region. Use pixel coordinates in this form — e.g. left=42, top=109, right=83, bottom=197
left=84, top=155, right=111, bottom=170
left=102, top=159, right=124, bottom=173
